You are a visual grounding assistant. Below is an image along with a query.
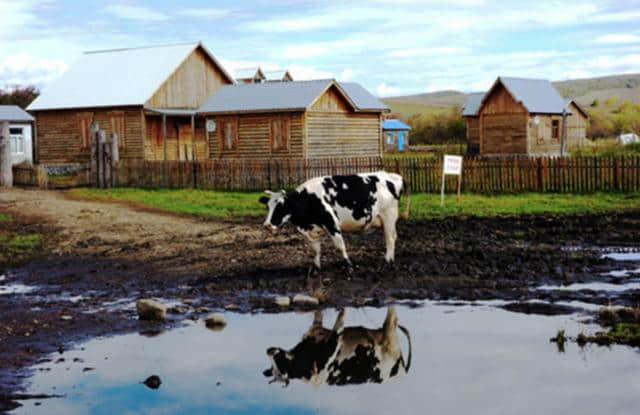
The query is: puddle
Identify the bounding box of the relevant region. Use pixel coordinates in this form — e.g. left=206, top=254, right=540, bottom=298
left=15, top=304, right=640, bottom=414
left=603, top=268, right=640, bottom=278
left=0, top=283, right=36, bottom=295
left=537, top=282, right=640, bottom=292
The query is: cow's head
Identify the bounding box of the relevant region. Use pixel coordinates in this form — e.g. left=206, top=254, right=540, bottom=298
left=263, top=346, right=295, bottom=386
left=259, top=190, right=291, bottom=232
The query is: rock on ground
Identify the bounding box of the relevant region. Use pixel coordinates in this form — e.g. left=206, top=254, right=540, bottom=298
left=136, top=299, right=167, bottom=321
left=204, top=313, right=227, bottom=328
left=292, top=294, right=319, bottom=306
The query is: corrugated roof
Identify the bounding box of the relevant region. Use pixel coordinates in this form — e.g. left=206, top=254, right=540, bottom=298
left=0, top=105, right=34, bottom=122
left=340, top=82, right=389, bottom=111
left=28, top=42, right=234, bottom=111
left=496, top=77, right=568, bottom=114
left=145, top=107, right=197, bottom=117
left=198, top=79, right=388, bottom=114
left=382, top=119, right=411, bottom=130
left=462, top=92, right=485, bottom=116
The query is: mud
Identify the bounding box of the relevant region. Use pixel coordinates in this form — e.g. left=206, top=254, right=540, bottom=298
left=0, top=189, right=639, bottom=408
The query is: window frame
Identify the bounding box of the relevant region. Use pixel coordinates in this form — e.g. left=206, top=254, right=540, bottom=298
left=551, top=119, right=560, bottom=139
left=269, top=116, right=291, bottom=153
left=218, top=116, right=238, bottom=152
left=9, top=127, right=24, bottom=155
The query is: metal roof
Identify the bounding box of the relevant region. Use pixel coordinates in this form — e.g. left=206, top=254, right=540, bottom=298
left=0, top=105, right=34, bottom=122
left=382, top=119, right=411, bottom=130
left=495, top=77, right=568, bottom=114
left=27, top=42, right=234, bottom=111
left=340, top=82, right=389, bottom=111
left=462, top=92, right=485, bottom=116
left=198, top=79, right=388, bottom=114
left=145, top=107, right=197, bottom=117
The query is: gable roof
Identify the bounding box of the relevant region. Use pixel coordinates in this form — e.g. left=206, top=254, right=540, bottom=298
left=565, top=99, right=589, bottom=118
left=234, top=67, right=265, bottom=81
left=27, top=42, right=234, bottom=111
left=480, top=77, right=568, bottom=115
left=0, top=105, right=34, bottom=122
left=198, top=79, right=388, bottom=114
left=382, top=119, right=411, bottom=130
left=462, top=92, right=485, bottom=116
left=264, top=69, right=293, bottom=81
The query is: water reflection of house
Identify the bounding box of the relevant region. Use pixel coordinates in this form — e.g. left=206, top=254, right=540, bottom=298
left=0, top=105, right=34, bottom=165
left=382, top=119, right=411, bottom=152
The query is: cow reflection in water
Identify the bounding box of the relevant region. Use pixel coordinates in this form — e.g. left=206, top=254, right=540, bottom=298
left=263, top=307, right=411, bottom=387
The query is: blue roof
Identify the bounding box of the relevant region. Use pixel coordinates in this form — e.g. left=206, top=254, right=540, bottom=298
left=382, top=119, right=411, bottom=130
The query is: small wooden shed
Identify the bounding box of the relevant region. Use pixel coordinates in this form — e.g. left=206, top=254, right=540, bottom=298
left=382, top=119, right=411, bottom=152
left=565, top=99, right=589, bottom=149
left=476, top=77, right=588, bottom=156
left=0, top=105, right=35, bottom=165
left=27, top=42, right=235, bottom=165
left=234, top=67, right=266, bottom=84
left=198, top=79, right=389, bottom=159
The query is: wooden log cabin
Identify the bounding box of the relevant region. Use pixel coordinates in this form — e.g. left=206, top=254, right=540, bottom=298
left=198, top=79, right=389, bottom=159
left=27, top=42, right=235, bottom=166
left=461, top=92, right=484, bottom=154
left=466, top=77, right=588, bottom=156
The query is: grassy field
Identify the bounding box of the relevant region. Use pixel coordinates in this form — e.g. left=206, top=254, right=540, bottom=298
left=381, top=100, right=449, bottom=119
left=70, top=188, right=640, bottom=220
left=0, top=214, right=42, bottom=265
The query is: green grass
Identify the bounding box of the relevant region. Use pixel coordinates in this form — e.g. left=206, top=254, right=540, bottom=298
left=0, top=213, right=11, bottom=222
left=70, top=188, right=640, bottom=220
left=382, top=101, right=449, bottom=119
left=410, top=192, right=640, bottom=218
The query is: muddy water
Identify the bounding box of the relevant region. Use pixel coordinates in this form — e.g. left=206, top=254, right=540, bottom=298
left=15, top=303, right=640, bottom=415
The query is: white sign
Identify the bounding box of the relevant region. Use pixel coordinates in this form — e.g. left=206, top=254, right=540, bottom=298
left=206, top=119, right=216, bottom=133
left=443, top=155, right=463, bottom=176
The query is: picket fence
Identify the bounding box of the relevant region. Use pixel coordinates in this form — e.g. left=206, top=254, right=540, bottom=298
left=114, top=156, right=640, bottom=193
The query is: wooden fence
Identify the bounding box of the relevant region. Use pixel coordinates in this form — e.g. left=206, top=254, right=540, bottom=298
left=114, top=156, right=640, bottom=193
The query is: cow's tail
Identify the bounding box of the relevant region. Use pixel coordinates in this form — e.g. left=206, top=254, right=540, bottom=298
left=398, top=324, right=412, bottom=372
left=400, top=179, right=410, bottom=221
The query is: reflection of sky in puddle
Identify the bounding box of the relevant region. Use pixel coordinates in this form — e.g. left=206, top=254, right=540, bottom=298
left=603, top=252, right=640, bottom=261
left=0, top=283, right=36, bottom=295
left=17, top=304, right=640, bottom=415
left=538, top=282, right=640, bottom=292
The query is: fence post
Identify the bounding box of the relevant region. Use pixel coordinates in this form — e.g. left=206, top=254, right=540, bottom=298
left=97, top=129, right=106, bottom=188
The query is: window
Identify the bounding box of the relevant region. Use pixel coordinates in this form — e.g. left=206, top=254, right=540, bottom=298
left=9, top=127, right=24, bottom=154
left=77, top=112, right=93, bottom=149
left=551, top=120, right=559, bottom=139
left=386, top=132, right=394, bottom=145
left=219, top=118, right=238, bottom=151
left=109, top=111, right=125, bottom=149
left=270, top=117, right=290, bottom=152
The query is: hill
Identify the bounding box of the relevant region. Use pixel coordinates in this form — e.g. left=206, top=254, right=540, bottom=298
left=383, top=73, right=640, bottom=119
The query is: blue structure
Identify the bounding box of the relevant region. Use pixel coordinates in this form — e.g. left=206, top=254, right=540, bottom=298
left=382, top=119, right=411, bottom=152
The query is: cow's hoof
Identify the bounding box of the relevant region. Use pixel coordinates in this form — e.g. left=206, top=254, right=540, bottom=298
left=307, top=265, right=320, bottom=279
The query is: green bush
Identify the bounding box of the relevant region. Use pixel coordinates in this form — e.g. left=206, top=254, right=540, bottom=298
left=408, top=106, right=466, bottom=145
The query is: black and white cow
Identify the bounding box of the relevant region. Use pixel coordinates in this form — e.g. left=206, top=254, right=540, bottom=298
left=259, top=171, right=409, bottom=271
left=263, top=307, right=411, bottom=387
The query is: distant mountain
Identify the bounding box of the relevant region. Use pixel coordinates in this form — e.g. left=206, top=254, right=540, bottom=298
left=383, top=73, right=640, bottom=119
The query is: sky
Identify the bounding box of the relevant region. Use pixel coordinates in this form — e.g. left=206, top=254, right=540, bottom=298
left=1, top=0, right=640, bottom=97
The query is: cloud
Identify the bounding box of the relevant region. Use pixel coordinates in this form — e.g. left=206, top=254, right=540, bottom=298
left=103, top=4, right=169, bottom=22
left=339, top=68, right=354, bottom=82
left=177, top=8, right=229, bottom=19
left=375, top=83, right=401, bottom=97
left=594, top=34, right=640, bottom=45
left=0, top=0, right=43, bottom=38
left=287, top=64, right=333, bottom=80
left=388, top=47, right=469, bottom=58
left=0, top=53, right=68, bottom=87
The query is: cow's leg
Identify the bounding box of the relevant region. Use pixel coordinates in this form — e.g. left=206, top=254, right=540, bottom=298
left=329, top=231, right=353, bottom=270
left=380, top=209, right=399, bottom=264
left=301, top=229, right=323, bottom=277
left=333, top=309, right=345, bottom=332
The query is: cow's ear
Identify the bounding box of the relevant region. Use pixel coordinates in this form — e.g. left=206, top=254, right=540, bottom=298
left=259, top=196, right=270, bottom=205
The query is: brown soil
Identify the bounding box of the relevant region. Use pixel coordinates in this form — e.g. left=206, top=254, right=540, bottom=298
left=1, top=188, right=639, bottom=409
